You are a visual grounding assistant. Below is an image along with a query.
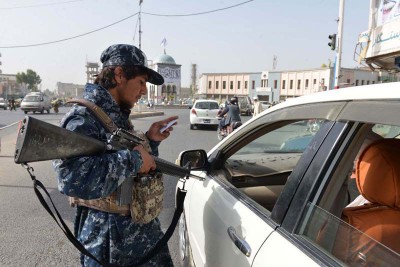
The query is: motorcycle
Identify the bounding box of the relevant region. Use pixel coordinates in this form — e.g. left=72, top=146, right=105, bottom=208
left=217, top=117, right=242, bottom=141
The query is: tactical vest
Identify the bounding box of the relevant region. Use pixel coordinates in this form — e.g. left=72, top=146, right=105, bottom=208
left=67, top=99, right=163, bottom=224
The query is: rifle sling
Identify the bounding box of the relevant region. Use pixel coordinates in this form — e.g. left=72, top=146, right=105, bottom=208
left=26, top=164, right=186, bottom=266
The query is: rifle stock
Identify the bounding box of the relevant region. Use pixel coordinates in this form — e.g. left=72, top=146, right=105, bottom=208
left=15, top=116, right=106, bottom=164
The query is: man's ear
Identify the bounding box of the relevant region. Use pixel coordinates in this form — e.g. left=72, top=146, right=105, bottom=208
left=114, top=67, right=123, bottom=84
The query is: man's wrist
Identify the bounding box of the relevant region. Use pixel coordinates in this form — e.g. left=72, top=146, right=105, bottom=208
left=145, top=131, right=161, bottom=146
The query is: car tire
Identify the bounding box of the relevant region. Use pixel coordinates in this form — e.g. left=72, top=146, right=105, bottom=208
left=190, top=124, right=195, bottom=130
left=40, top=108, right=44, bottom=114
left=179, top=213, right=194, bottom=267
left=47, top=109, right=50, bottom=114
left=24, top=111, right=28, bottom=114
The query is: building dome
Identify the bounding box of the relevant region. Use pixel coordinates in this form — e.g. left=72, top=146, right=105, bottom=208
left=156, top=53, right=176, bottom=64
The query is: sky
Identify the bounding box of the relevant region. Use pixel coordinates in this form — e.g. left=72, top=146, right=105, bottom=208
left=0, top=0, right=370, bottom=92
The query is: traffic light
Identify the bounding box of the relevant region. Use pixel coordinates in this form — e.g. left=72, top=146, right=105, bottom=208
left=328, top=34, right=337, bottom=51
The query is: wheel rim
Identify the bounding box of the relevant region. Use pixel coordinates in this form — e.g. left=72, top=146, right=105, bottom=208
left=179, top=215, right=186, bottom=261
left=217, top=130, right=224, bottom=141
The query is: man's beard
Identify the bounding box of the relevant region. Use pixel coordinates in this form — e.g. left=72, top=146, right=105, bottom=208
left=119, top=100, right=134, bottom=111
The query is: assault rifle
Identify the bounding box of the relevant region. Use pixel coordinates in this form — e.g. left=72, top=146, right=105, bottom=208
left=14, top=116, right=204, bottom=182
left=14, top=116, right=205, bottom=266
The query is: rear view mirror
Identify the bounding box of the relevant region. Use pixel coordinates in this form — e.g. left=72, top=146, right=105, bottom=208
left=178, top=149, right=207, bottom=170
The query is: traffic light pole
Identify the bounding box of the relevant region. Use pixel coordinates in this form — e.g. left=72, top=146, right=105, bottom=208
left=334, top=0, right=345, bottom=89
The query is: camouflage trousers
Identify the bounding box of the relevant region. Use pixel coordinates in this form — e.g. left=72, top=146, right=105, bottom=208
left=75, top=206, right=173, bottom=267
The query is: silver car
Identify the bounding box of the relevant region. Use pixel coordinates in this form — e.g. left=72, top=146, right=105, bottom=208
left=0, top=98, right=8, bottom=110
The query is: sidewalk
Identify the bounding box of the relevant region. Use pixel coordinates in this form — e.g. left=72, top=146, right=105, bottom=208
left=129, top=110, right=164, bottom=119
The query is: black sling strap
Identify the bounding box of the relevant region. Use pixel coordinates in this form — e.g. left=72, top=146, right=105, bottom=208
left=23, top=163, right=187, bottom=267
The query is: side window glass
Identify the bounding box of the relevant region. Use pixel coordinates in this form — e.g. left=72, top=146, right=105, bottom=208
left=222, top=119, right=327, bottom=212
left=295, top=123, right=400, bottom=265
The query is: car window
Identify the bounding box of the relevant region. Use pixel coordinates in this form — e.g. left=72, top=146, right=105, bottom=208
left=222, top=119, right=328, bottom=212
left=195, top=101, right=219, bottom=110
left=24, top=96, right=40, bottom=102
left=295, top=122, right=400, bottom=265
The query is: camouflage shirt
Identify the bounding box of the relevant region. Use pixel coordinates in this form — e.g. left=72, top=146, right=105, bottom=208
left=53, top=83, right=173, bottom=267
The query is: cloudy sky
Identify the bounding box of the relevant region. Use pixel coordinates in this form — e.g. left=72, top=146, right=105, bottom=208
left=0, top=0, right=370, bottom=91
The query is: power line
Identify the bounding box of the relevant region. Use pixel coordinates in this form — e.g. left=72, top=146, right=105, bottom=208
left=0, top=0, right=84, bottom=10
left=143, top=0, right=255, bottom=17
left=0, top=0, right=255, bottom=48
left=0, top=12, right=139, bottom=48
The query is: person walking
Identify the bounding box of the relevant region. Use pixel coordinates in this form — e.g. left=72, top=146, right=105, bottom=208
left=10, top=97, right=16, bottom=111
left=53, top=44, right=176, bottom=266
left=252, top=96, right=263, bottom=117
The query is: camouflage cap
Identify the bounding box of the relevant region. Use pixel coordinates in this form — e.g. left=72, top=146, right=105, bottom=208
left=100, top=44, right=164, bottom=85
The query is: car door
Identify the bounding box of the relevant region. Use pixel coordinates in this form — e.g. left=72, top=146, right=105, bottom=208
left=186, top=101, right=347, bottom=267
left=255, top=100, right=400, bottom=266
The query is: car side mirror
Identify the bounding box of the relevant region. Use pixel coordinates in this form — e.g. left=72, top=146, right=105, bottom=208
left=177, top=149, right=208, bottom=170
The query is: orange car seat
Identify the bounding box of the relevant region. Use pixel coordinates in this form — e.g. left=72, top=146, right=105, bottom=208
left=335, top=139, right=400, bottom=264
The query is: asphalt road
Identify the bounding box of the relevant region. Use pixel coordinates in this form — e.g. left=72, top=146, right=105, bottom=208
left=0, top=106, right=251, bottom=266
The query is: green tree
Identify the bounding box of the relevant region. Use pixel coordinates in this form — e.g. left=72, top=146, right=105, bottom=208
left=16, top=69, right=42, bottom=92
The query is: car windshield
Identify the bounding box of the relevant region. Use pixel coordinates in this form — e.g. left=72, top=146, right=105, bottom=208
left=235, top=120, right=325, bottom=154
left=195, top=102, right=219, bottom=110
left=23, top=96, right=40, bottom=102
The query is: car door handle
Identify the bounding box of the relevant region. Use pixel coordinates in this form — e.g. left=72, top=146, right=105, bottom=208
left=227, top=226, right=252, bottom=257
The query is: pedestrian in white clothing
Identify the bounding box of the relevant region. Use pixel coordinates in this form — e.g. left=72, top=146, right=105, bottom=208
left=252, top=97, right=263, bottom=117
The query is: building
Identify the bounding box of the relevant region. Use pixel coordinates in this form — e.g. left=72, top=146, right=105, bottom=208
left=56, top=82, right=85, bottom=98
left=0, top=73, right=26, bottom=98
left=256, top=67, right=400, bottom=101
left=256, top=71, right=280, bottom=103
left=198, top=72, right=261, bottom=103
left=147, top=52, right=182, bottom=104
left=86, top=62, right=100, bottom=84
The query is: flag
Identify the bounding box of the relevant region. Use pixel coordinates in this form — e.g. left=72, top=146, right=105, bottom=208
left=160, top=38, right=167, bottom=48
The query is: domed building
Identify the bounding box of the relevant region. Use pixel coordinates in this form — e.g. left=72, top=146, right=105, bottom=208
left=147, top=51, right=181, bottom=104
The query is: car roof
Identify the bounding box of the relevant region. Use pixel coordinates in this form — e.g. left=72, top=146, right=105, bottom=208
left=194, top=99, right=218, bottom=103
left=273, top=82, right=400, bottom=110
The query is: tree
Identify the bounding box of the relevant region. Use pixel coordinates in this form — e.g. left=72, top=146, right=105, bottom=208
left=16, top=69, right=42, bottom=92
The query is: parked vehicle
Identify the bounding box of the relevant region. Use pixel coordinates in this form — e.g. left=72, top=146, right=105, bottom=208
left=237, top=96, right=253, bottom=116
left=189, top=99, right=220, bottom=130
left=176, top=82, right=400, bottom=266
left=20, top=92, right=52, bottom=114
left=0, top=98, right=8, bottom=110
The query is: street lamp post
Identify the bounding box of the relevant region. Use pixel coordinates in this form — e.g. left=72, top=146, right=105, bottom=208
left=334, top=0, right=345, bottom=89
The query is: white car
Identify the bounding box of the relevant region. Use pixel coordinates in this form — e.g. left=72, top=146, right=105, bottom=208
left=176, top=82, right=400, bottom=266
left=189, top=99, right=220, bottom=130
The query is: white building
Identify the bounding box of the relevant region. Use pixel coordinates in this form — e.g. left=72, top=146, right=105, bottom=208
left=198, top=72, right=261, bottom=103
left=147, top=52, right=181, bottom=104
left=257, top=67, right=400, bottom=101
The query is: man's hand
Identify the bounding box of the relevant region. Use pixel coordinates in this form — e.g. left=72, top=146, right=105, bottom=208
left=146, top=116, right=179, bottom=142
left=134, top=145, right=156, bottom=173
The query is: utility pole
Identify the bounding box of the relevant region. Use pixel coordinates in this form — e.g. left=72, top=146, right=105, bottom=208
left=334, top=0, right=345, bottom=89
left=138, top=0, right=143, bottom=50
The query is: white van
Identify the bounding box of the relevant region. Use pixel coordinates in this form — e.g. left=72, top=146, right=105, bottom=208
left=20, top=92, right=52, bottom=114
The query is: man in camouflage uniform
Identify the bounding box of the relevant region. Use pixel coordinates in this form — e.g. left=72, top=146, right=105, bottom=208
left=53, top=44, right=176, bottom=266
